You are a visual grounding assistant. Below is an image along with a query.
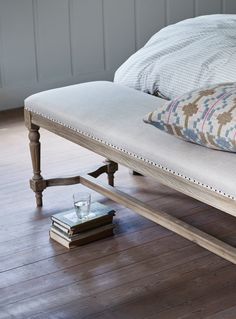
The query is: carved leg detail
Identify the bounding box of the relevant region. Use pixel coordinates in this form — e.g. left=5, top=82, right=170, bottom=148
left=28, top=125, right=46, bottom=207
left=131, top=170, right=143, bottom=176
left=88, top=160, right=118, bottom=186
left=105, top=160, right=118, bottom=187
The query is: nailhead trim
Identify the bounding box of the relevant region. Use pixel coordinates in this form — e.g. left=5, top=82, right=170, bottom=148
left=26, top=107, right=235, bottom=200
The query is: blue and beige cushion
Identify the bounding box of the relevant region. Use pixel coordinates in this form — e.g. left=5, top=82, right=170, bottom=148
left=144, top=83, right=236, bottom=152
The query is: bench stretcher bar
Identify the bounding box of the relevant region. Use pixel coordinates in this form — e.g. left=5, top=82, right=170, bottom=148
left=80, top=174, right=236, bottom=265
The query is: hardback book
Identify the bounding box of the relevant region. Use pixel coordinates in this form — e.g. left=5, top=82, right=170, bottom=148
left=49, top=223, right=115, bottom=248
left=51, top=202, right=115, bottom=235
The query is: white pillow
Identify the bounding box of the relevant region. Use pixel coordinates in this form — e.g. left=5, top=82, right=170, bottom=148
left=114, top=14, right=236, bottom=100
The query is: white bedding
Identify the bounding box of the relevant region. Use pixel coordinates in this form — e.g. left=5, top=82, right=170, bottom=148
left=114, top=14, right=236, bottom=100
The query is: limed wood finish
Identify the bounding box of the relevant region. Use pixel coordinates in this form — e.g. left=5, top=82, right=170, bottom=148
left=1, top=110, right=236, bottom=318
left=25, top=110, right=118, bottom=206
left=28, top=124, right=45, bottom=206
left=25, top=109, right=236, bottom=264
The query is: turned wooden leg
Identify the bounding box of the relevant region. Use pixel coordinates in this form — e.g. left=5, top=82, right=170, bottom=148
left=28, top=125, right=46, bottom=207
left=105, top=159, right=118, bottom=187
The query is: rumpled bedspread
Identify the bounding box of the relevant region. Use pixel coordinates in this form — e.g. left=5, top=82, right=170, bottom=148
left=114, top=14, right=236, bottom=99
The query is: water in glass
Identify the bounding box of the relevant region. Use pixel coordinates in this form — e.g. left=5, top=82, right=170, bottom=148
left=73, top=192, right=91, bottom=220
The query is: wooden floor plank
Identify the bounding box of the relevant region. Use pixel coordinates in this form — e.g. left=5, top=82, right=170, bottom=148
left=0, top=208, right=235, bottom=286
left=0, top=235, right=192, bottom=305
left=1, top=244, right=211, bottom=318
left=0, top=226, right=171, bottom=289
left=205, top=305, right=236, bottom=319
left=77, top=264, right=236, bottom=319
left=9, top=255, right=231, bottom=319
left=141, top=271, right=236, bottom=319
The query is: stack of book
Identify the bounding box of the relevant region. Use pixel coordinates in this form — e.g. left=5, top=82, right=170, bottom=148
left=49, top=202, right=115, bottom=248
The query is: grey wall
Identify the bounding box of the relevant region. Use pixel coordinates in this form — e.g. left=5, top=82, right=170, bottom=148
left=0, top=0, right=236, bottom=111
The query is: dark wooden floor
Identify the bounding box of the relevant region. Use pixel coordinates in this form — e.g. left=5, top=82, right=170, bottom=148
left=1, top=109, right=236, bottom=319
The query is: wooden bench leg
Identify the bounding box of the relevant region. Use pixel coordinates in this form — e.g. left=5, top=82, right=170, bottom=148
left=89, top=160, right=118, bottom=187
left=28, top=124, right=46, bottom=207
left=105, top=159, right=118, bottom=187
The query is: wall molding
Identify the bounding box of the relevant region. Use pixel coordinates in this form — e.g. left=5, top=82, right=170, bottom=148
left=0, top=17, right=4, bottom=88
left=32, top=0, right=39, bottom=82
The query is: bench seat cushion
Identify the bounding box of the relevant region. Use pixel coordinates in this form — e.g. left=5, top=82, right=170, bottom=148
left=25, top=81, right=236, bottom=200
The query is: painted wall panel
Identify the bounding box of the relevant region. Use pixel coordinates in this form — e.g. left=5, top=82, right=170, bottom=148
left=135, top=0, right=166, bottom=49
left=35, top=0, right=71, bottom=81
left=196, top=0, right=222, bottom=15
left=223, top=0, right=236, bottom=13
left=70, top=0, right=105, bottom=75
left=1, top=0, right=236, bottom=111
left=103, top=0, right=136, bottom=70
left=167, top=0, right=195, bottom=24
left=0, top=0, right=36, bottom=87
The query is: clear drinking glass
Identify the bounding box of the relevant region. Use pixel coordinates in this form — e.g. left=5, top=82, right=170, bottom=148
left=73, top=192, right=91, bottom=220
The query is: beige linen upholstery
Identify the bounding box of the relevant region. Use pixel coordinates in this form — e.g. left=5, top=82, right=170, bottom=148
left=25, top=81, right=236, bottom=199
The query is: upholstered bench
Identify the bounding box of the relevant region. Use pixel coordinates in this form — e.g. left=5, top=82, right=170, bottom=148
left=25, top=81, right=236, bottom=263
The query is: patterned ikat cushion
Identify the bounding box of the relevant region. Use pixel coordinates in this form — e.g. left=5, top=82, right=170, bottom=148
left=144, top=83, right=236, bottom=152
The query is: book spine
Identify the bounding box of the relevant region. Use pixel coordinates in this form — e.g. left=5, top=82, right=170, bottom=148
left=51, top=217, right=70, bottom=230
left=52, top=215, right=114, bottom=237
left=50, top=226, right=72, bottom=241
left=49, top=230, right=70, bottom=248
left=69, top=226, right=114, bottom=248
left=71, top=214, right=114, bottom=233
left=50, top=225, right=115, bottom=248
left=52, top=222, right=70, bottom=234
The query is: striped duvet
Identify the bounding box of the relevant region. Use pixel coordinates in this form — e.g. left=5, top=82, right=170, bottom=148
left=114, top=14, right=236, bottom=100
